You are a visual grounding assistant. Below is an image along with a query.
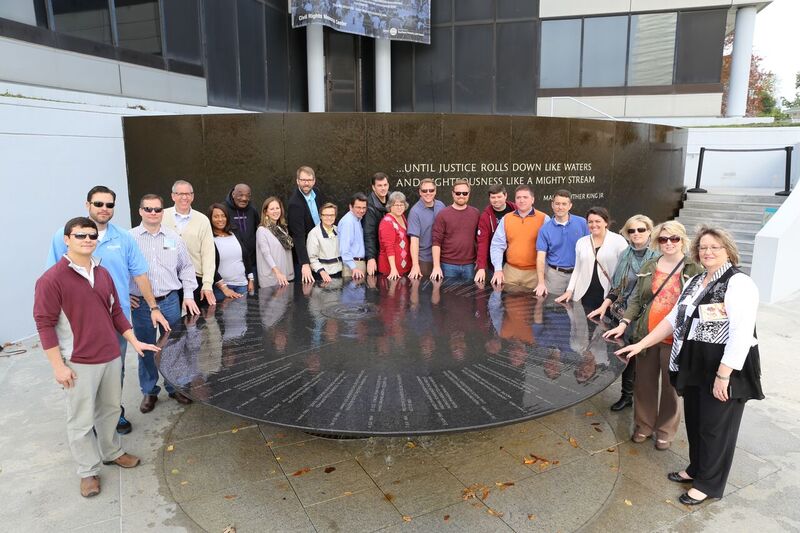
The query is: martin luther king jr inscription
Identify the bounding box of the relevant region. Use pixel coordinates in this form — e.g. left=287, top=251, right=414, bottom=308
left=122, top=113, right=687, bottom=225
left=156, top=280, right=626, bottom=436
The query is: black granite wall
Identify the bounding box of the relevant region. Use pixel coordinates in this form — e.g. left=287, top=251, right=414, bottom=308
left=122, top=113, right=686, bottom=230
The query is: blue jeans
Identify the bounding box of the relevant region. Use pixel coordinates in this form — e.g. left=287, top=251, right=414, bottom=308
left=132, top=291, right=182, bottom=396
left=213, top=284, right=248, bottom=302
left=441, top=262, right=475, bottom=281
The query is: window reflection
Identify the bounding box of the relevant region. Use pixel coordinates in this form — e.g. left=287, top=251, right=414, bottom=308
left=628, top=13, right=677, bottom=86
left=51, top=0, right=113, bottom=45
left=582, top=16, right=628, bottom=87
left=114, top=0, right=162, bottom=54
left=539, top=19, right=581, bottom=88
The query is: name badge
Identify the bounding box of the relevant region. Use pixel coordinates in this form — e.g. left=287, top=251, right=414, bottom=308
left=699, top=303, right=728, bottom=322
left=163, top=238, right=177, bottom=250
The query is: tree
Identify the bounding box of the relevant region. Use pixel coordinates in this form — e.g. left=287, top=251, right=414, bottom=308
left=780, top=72, right=800, bottom=109
left=720, top=33, right=779, bottom=116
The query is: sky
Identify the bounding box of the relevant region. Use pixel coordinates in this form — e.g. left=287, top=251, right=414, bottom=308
left=753, top=0, right=800, bottom=103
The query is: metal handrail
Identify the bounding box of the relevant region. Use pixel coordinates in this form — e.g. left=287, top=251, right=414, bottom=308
left=689, top=146, right=794, bottom=197
left=549, top=96, right=617, bottom=121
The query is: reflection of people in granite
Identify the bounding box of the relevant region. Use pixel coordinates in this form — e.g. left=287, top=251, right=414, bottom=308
left=258, top=285, right=293, bottom=329
left=566, top=302, right=612, bottom=384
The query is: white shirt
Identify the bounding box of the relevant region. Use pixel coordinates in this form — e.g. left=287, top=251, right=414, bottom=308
left=174, top=210, right=192, bottom=233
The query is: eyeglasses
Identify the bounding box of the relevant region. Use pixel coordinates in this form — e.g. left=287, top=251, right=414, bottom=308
left=657, top=236, right=681, bottom=244
left=320, top=213, right=336, bottom=218
left=298, top=178, right=315, bottom=183
left=173, top=192, right=193, bottom=197
left=699, top=245, right=724, bottom=253
left=71, top=233, right=99, bottom=240
left=627, top=227, right=649, bottom=234
left=91, top=201, right=115, bottom=209
left=141, top=206, right=163, bottom=213
left=453, top=191, right=470, bottom=196
left=420, top=188, right=436, bottom=194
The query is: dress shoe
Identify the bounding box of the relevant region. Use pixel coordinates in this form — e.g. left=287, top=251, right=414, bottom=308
left=631, top=433, right=649, bottom=443
left=169, top=391, right=193, bottom=405
left=116, top=414, right=132, bottom=434
left=103, top=453, right=141, bottom=468
left=655, top=439, right=671, bottom=450
left=679, top=491, right=708, bottom=505
left=140, top=394, right=158, bottom=413
left=80, top=475, right=101, bottom=497
left=667, top=471, right=693, bottom=483
left=610, top=395, right=633, bottom=411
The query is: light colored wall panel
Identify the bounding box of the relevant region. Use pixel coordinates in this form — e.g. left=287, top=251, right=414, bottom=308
left=0, top=0, right=37, bottom=25
left=631, top=0, right=731, bottom=11
left=624, top=93, right=722, bottom=117
left=540, top=0, right=631, bottom=18
left=537, top=96, right=626, bottom=118
left=119, top=64, right=208, bottom=106
left=0, top=37, right=122, bottom=95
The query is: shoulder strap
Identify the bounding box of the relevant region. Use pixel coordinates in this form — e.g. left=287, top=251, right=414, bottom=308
left=632, top=258, right=685, bottom=322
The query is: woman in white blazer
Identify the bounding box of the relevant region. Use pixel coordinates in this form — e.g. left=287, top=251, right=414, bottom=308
left=555, top=207, right=628, bottom=311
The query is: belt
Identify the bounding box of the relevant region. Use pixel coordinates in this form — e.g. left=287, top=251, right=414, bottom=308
left=155, top=290, right=176, bottom=302
left=548, top=264, right=574, bottom=274
left=319, top=257, right=342, bottom=264
left=352, top=257, right=365, bottom=261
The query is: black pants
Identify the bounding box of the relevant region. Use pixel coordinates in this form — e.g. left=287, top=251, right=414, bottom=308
left=620, top=357, right=636, bottom=397
left=683, top=385, right=746, bottom=498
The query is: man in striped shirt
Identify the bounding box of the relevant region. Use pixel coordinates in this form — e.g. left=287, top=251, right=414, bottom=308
left=130, top=194, right=200, bottom=413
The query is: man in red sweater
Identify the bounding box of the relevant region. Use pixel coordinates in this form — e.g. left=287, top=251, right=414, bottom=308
left=474, top=184, right=516, bottom=284
left=34, top=217, right=160, bottom=498
left=431, top=179, right=481, bottom=282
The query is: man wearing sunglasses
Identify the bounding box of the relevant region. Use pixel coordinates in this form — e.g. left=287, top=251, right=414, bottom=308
left=430, top=180, right=481, bottom=282
left=534, top=189, right=589, bottom=297
left=35, top=217, right=161, bottom=497
left=407, top=178, right=445, bottom=279
left=130, top=194, right=200, bottom=413
left=47, top=185, right=168, bottom=435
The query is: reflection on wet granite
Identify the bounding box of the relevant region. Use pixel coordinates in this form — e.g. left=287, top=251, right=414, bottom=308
left=157, top=279, right=625, bottom=436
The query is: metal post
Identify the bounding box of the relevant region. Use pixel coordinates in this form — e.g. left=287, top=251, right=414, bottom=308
left=306, top=25, right=325, bottom=112
left=688, top=147, right=707, bottom=193
left=375, top=38, right=391, bottom=112
left=777, top=146, right=793, bottom=196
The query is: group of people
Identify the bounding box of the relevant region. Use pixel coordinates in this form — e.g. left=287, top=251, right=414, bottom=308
left=33, top=166, right=763, bottom=507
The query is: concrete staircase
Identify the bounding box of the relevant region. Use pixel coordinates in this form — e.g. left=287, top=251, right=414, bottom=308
left=675, top=189, right=787, bottom=274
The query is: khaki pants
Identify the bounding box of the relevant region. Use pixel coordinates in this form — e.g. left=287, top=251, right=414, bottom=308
left=65, top=357, right=125, bottom=478
left=634, top=343, right=681, bottom=442
left=343, top=260, right=366, bottom=278
left=503, top=264, right=537, bottom=289
left=545, top=267, right=571, bottom=295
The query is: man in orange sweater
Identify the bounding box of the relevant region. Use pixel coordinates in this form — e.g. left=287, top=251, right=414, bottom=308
left=489, top=185, right=549, bottom=289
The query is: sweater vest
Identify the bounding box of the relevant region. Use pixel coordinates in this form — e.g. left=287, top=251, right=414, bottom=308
left=504, top=210, right=546, bottom=270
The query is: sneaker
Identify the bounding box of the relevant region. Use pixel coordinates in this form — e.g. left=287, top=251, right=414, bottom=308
left=116, top=415, right=132, bottom=435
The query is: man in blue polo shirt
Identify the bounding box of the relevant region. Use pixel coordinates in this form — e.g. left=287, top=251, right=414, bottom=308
left=407, top=178, right=445, bottom=279
left=534, top=189, right=589, bottom=297
left=47, top=185, right=168, bottom=434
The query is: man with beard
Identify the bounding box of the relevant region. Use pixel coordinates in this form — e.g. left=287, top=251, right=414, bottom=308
left=287, top=166, right=323, bottom=284
left=47, top=185, right=168, bottom=435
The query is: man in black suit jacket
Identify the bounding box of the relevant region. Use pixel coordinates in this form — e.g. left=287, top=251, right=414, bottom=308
left=287, top=165, right=323, bottom=284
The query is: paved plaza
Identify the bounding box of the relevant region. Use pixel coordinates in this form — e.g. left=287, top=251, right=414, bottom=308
left=1, top=291, right=799, bottom=532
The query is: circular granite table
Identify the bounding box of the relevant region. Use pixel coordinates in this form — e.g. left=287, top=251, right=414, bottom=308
left=156, top=278, right=626, bottom=436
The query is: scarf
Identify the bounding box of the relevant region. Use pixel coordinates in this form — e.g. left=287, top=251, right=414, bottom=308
left=266, top=221, right=293, bottom=250
left=611, top=244, right=658, bottom=288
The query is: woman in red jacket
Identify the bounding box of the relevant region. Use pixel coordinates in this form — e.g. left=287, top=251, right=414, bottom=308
left=378, top=191, right=411, bottom=279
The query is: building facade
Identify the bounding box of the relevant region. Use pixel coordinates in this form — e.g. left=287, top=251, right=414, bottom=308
left=0, top=0, right=771, bottom=118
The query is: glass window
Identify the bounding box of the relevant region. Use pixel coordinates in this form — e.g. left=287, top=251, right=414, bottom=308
left=582, top=16, right=628, bottom=87
left=238, top=0, right=266, bottom=110
left=51, top=0, right=113, bottom=45
left=415, top=26, right=452, bottom=112
left=114, top=0, right=162, bottom=54
left=540, top=19, right=581, bottom=88
left=163, top=0, right=202, bottom=64
left=497, top=0, right=538, bottom=19
left=628, top=13, right=676, bottom=86
left=454, top=0, right=494, bottom=22
left=496, top=21, right=536, bottom=114
left=265, top=4, right=289, bottom=111
left=431, top=0, right=452, bottom=25
left=454, top=24, right=493, bottom=113
left=675, top=9, right=726, bottom=84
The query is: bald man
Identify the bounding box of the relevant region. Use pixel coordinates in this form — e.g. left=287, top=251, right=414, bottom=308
left=224, top=183, right=259, bottom=285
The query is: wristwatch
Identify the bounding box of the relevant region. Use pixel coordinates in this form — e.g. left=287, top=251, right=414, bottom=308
left=150, top=305, right=161, bottom=312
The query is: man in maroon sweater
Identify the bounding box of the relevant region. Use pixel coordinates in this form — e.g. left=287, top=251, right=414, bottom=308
left=474, top=184, right=516, bottom=284
left=34, top=217, right=160, bottom=498
left=431, top=179, right=481, bottom=282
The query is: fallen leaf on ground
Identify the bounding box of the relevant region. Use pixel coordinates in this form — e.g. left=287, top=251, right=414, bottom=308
left=568, top=437, right=579, bottom=448
left=170, top=469, right=179, bottom=475
left=324, top=466, right=336, bottom=474
left=275, top=457, right=282, bottom=461
left=231, top=427, right=239, bottom=433
left=402, top=516, right=412, bottom=522
left=384, top=493, right=395, bottom=502
left=443, top=515, right=450, bottom=521
left=495, top=481, right=515, bottom=490
left=222, top=526, right=235, bottom=533
left=343, top=491, right=353, bottom=496
left=481, top=487, right=490, bottom=500
left=180, top=481, right=188, bottom=485
left=584, top=411, right=594, bottom=416
left=275, top=433, right=286, bottom=438
left=405, top=441, right=417, bottom=449
left=487, top=508, right=503, bottom=517
left=590, top=422, right=602, bottom=426
left=266, top=441, right=274, bottom=446
left=224, top=494, right=237, bottom=500
left=552, top=460, right=560, bottom=465
left=624, top=499, right=633, bottom=506
left=523, top=457, right=536, bottom=465
left=291, top=467, right=311, bottom=477
left=527, top=514, right=536, bottom=520
left=166, top=445, right=174, bottom=452
left=607, top=447, right=616, bottom=452
left=593, top=427, right=603, bottom=433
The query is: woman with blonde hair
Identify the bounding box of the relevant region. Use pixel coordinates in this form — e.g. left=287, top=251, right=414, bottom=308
left=605, top=220, right=702, bottom=450
left=588, top=214, right=659, bottom=411
left=256, top=197, right=294, bottom=287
